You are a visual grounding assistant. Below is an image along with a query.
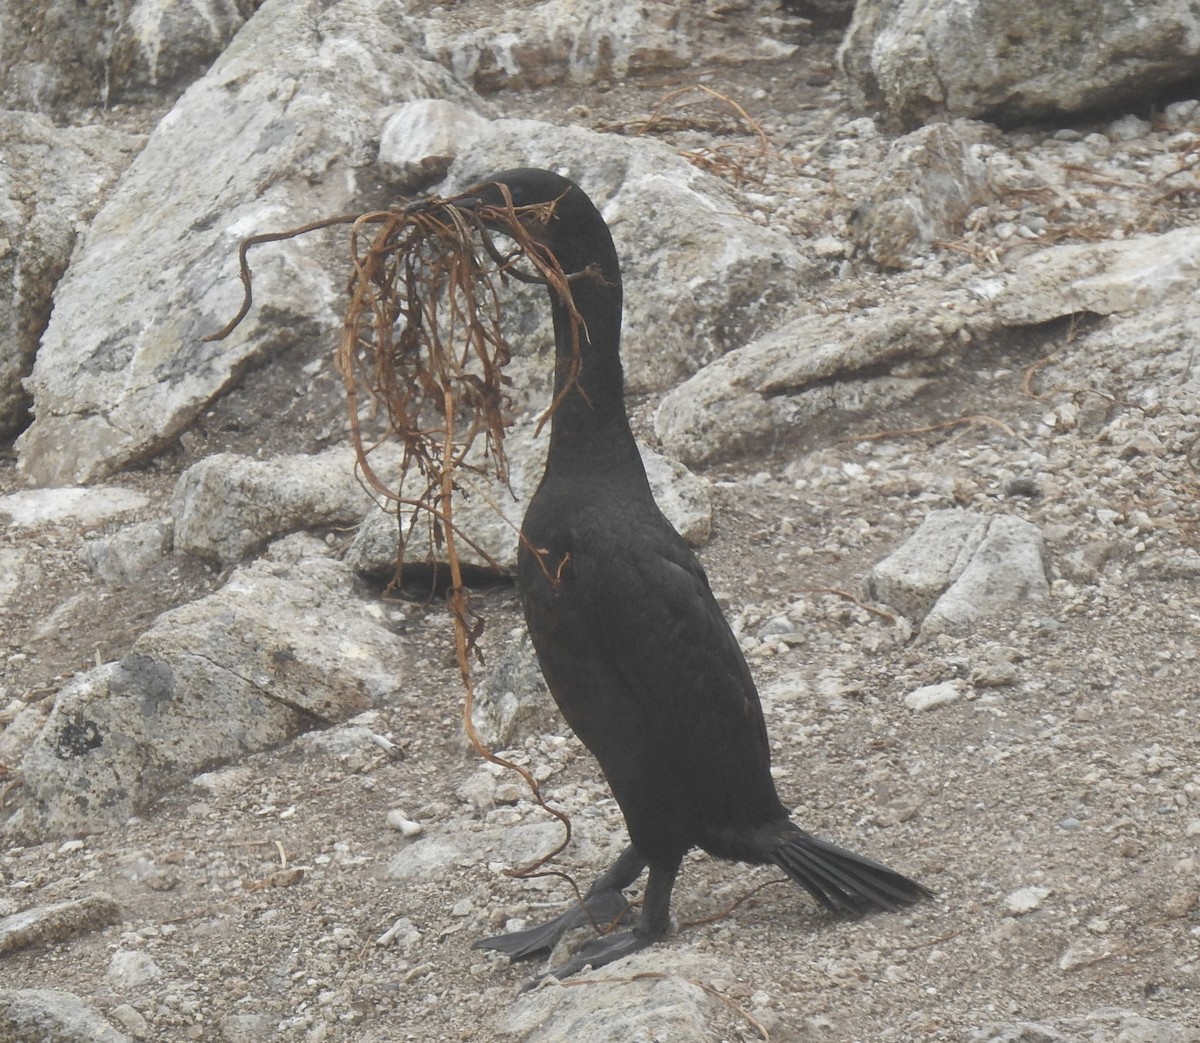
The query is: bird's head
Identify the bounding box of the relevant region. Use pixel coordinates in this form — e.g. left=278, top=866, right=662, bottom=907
left=449, top=168, right=617, bottom=281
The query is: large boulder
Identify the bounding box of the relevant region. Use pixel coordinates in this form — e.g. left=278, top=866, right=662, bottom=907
left=0, top=112, right=145, bottom=435
left=4, top=540, right=407, bottom=840
left=656, top=225, right=1200, bottom=465
left=172, top=447, right=376, bottom=565
left=839, top=0, right=1200, bottom=128
left=14, top=0, right=473, bottom=487
left=0, top=0, right=261, bottom=113
left=405, top=0, right=796, bottom=94
left=654, top=281, right=981, bottom=465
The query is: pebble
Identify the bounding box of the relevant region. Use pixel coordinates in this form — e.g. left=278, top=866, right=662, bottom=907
left=903, top=681, right=963, bottom=711
left=1004, top=885, right=1051, bottom=915
left=107, top=949, right=163, bottom=989
left=1057, top=939, right=1112, bottom=971
left=111, top=1003, right=149, bottom=1038
left=385, top=809, right=424, bottom=837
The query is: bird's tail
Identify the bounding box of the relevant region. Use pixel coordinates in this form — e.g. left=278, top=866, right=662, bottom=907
left=772, top=827, right=933, bottom=917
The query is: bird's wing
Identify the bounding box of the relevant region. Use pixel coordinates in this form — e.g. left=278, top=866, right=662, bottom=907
left=566, top=510, right=775, bottom=805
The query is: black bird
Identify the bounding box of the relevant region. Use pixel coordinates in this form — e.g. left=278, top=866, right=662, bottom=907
left=458, top=168, right=931, bottom=980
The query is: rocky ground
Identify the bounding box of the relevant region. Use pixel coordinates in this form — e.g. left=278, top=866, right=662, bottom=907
left=2, top=4, right=1200, bottom=1043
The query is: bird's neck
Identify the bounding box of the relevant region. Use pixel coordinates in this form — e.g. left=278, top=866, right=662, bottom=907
left=543, top=271, right=640, bottom=467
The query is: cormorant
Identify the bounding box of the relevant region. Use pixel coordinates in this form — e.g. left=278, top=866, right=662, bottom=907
left=455, top=168, right=931, bottom=980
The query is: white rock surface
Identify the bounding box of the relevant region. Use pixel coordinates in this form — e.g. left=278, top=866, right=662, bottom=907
left=0, top=112, right=145, bottom=434
left=0, top=486, right=150, bottom=529
left=379, top=99, right=493, bottom=190
left=904, top=681, right=964, bottom=711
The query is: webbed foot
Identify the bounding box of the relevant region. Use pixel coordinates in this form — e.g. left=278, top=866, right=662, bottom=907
left=473, top=888, right=633, bottom=960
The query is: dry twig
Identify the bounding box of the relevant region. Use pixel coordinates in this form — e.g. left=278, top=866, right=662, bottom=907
left=600, top=84, right=774, bottom=185
left=207, top=184, right=601, bottom=889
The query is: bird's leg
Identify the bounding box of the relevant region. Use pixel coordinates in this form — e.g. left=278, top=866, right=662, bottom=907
left=474, top=845, right=646, bottom=960
left=533, top=856, right=681, bottom=983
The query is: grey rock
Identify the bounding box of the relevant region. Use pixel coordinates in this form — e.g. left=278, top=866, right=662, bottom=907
left=378, top=99, right=492, bottom=192
left=839, top=0, right=1200, bottom=129
left=408, top=0, right=695, bottom=94
left=0, top=112, right=145, bottom=434
left=387, top=835, right=470, bottom=881
left=0, top=548, right=43, bottom=612
left=409, top=0, right=796, bottom=95
left=0, top=989, right=130, bottom=1043
left=0, top=893, right=121, bottom=956
left=108, top=1005, right=149, bottom=1039
left=7, top=545, right=406, bottom=839
left=851, top=121, right=990, bottom=268
left=0, top=0, right=255, bottom=112
left=784, top=0, right=855, bottom=27
left=654, top=288, right=978, bottom=465
left=871, top=509, right=1049, bottom=635
left=0, top=485, right=150, bottom=529
left=106, top=949, right=162, bottom=989
left=0, top=705, right=49, bottom=768
left=1137, top=551, right=1200, bottom=581
left=655, top=224, right=1200, bottom=466
left=903, top=681, right=964, bottom=711
left=172, top=447, right=376, bottom=565
left=506, top=960, right=721, bottom=1042
left=389, top=817, right=609, bottom=881
left=219, top=1012, right=278, bottom=1042
left=984, top=225, right=1200, bottom=326
left=84, top=520, right=174, bottom=586
left=471, top=632, right=552, bottom=749
left=871, top=509, right=991, bottom=621
left=15, top=0, right=470, bottom=486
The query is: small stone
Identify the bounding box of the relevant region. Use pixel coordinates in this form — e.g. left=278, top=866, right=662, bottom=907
left=1163, top=889, right=1198, bottom=917
left=377, top=917, right=421, bottom=948
left=107, top=949, right=162, bottom=989
left=1057, top=939, right=1112, bottom=971
left=812, top=236, right=848, bottom=258
left=904, top=681, right=963, bottom=711
left=1003, top=476, right=1039, bottom=498
left=110, top=1003, right=149, bottom=1038
left=385, top=809, right=424, bottom=838
left=1004, top=885, right=1050, bottom=915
